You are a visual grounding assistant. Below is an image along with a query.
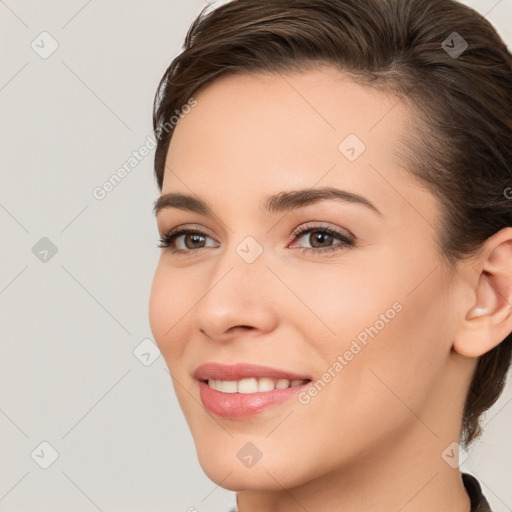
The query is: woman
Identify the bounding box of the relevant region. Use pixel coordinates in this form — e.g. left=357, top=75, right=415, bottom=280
left=148, top=0, right=512, bottom=510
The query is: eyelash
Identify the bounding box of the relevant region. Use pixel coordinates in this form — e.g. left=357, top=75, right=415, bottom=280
left=157, top=224, right=355, bottom=256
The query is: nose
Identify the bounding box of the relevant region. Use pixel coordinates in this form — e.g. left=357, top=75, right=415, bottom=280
left=193, top=246, right=279, bottom=342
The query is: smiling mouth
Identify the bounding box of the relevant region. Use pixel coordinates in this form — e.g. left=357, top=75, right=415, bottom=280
left=197, top=377, right=313, bottom=419
left=202, top=377, right=311, bottom=393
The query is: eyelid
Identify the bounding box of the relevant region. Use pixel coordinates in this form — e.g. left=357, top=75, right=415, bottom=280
left=158, top=223, right=215, bottom=238
left=287, top=221, right=355, bottom=245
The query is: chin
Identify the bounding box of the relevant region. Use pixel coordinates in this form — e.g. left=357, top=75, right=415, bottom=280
left=195, top=445, right=310, bottom=492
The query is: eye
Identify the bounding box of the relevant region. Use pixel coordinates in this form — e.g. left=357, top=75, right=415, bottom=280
left=289, top=223, right=355, bottom=254
left=157, top=223, right=356, bottom=256
left=157, top=225, right=219, bottom=254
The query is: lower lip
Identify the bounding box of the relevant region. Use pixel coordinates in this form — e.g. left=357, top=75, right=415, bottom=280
left=198, top=380, right=310, bottom=419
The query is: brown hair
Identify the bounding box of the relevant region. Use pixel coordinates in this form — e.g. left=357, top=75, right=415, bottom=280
left=152, top=0, right=512, bottom=447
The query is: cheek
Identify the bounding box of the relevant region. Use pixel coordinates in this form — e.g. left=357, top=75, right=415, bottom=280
left=352, top=288, right=451, bottom=450
left=290, top=255, right=452, bottom=436
left=281, top=261, right=402, bottom=345
left=148, top=264, right=189, bottom=363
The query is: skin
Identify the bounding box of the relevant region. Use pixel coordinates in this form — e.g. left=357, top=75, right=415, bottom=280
left=148, top=66, right=512, bottom=512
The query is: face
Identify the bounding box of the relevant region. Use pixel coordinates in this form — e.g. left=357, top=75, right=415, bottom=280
left=149, top=67, right=461, bottom=491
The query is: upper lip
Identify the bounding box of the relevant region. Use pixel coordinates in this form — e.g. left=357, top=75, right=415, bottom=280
left=193, top=363, right=312, bottom=382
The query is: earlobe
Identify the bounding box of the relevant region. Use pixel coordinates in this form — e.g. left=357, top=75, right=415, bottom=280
left=453, top=228, right=512, bottom=358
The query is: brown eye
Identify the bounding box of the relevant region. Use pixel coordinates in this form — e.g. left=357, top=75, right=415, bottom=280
left=182, top=233, right=207, bottom=249
left=305, top=231, right=336, bottom=248
left=158, top=228, right=219, bottom=253
left=290, top=225, right=355, bottom=254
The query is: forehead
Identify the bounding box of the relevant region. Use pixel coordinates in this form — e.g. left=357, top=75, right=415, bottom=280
left=170, top=66, right=405, bottom=147
left=161, top=66, right=425, bottom=220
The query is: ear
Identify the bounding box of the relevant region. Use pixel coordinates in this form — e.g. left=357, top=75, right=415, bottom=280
left=453, top=227, right=512, bottom=358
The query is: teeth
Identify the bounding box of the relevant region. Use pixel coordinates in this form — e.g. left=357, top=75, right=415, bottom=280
left=276, top=378, right=290, bottom=389
left=207, top=377, right=309, bottom=393
left=238, top=378, right=258, bottom=393
left=220, top=380, right=238, bottom=393
left=258, top=377, right=275, bottom=392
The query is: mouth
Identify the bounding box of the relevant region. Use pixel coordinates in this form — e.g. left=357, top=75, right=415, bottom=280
left=193, top=362, right=313, bottom=382
left=194, top=363, right=313, bottom=419
left=201, top=377, right=310, bottom=393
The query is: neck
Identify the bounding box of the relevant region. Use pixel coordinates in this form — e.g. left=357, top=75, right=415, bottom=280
left=235, top=426, right=472, bottom=512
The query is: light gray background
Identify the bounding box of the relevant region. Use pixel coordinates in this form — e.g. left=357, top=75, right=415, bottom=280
left=1, top=1, right=511, bottom=511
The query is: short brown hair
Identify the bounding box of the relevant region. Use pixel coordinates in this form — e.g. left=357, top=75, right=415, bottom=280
left=152, top=0, right=512, bottom=447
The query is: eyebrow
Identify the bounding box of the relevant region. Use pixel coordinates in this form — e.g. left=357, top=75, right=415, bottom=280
left=153, top=187, right=382, bottom=217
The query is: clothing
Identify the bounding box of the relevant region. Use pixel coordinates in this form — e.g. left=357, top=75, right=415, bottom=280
left=226, top=472, right=492, bottom=511
left=463, top=472, right=492, bottom=512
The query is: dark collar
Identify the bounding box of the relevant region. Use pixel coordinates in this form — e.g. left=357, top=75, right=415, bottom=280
left=228, top=472, right=492, bottom=512
left=462, top=472, right=492, bottom=512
